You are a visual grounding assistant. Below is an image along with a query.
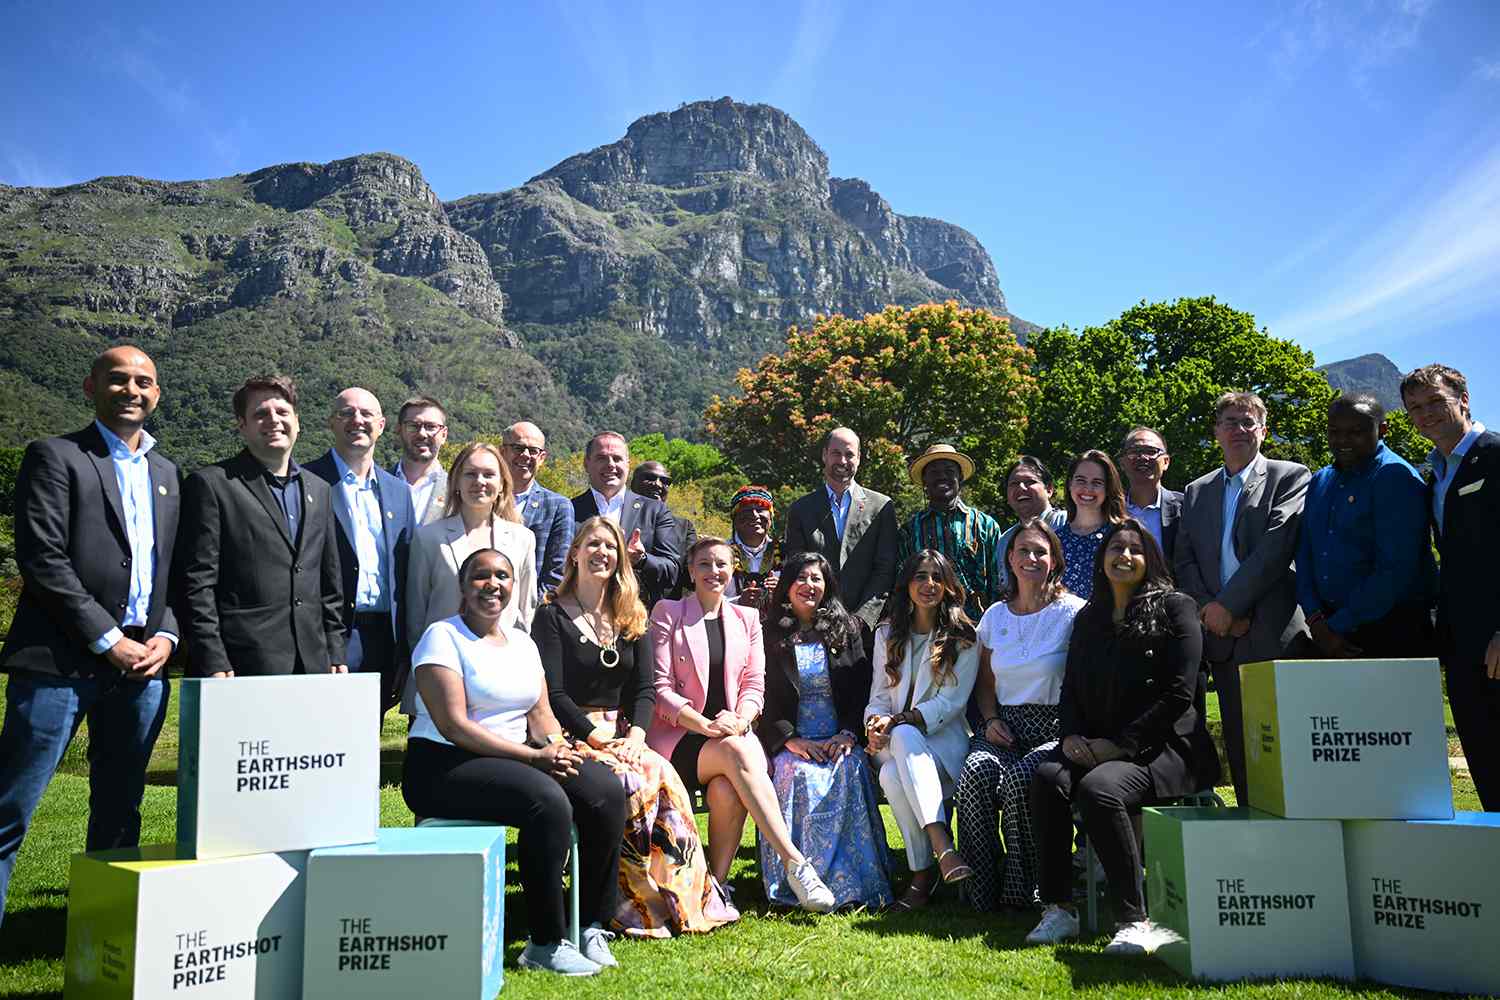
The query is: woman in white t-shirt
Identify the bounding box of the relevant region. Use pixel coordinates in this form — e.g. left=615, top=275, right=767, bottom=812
left=955, top=518, right=1085, bottom=911
left=401, top=548, right=625, bottom=978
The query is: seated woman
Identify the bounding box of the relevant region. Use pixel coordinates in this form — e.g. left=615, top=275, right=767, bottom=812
left=647, top=537, right=836, bottom=913
left=758, top=551, right=892, bottom=910
left=1057, top=449, right=1127, bottom=600
left=533, top=516, right=739, bottom=937
left=401, top=548, right=624, bottom=977
left=1025, top=519, right=1220, bottom=954
left=957, top=519, right=1085, bottom=911
left=865, top=550, right=981, bottom=910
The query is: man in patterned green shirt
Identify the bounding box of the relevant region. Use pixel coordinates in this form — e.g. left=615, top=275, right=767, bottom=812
left=900, top=444, right=1004, bottom=622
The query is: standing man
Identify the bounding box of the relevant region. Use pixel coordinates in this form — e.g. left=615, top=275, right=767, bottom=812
left=994, top=456, right=1069, bottom=590
left=177, top=375, right=347, bottom=677
left=502, top=421, right=574, bottom=600
left=0, top=347, right=178, bottom=925
left=391, top=396, right=448, bottom=526
left=784, top=427, right=898, bottom=633
left=306, top=388, right=416, bottom=715
left=1175, top=391, right=1309, bottom=803
left=1294, top=393, right=1433, bottom=659
left=1119, top=426, right=1184, bottom=562
left=1401, top=364, right=1500, bottom=810
left=571, top=432, right=680, bottom=607
left=900, top=444, right=1003, bottom=622
left=631, top=460, right=695, bottom=598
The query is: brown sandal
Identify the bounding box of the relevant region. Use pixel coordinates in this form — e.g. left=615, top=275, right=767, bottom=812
left=938, top=849, right=974, bottom=884
left=892, top=873, right=937, bottom=911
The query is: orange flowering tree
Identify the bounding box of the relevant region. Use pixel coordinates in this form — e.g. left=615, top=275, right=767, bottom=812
left=704, top=302, right=1036, bottom=514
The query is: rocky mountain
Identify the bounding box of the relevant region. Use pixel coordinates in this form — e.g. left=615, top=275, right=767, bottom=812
left=0, top=98, right=1027, bottom=465
left=1318, top=353, right=1405, bottom=412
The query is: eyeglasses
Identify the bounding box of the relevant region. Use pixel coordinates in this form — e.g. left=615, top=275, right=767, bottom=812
left=1216, top=416, right=1262, bottom=432
left=637, top=473, right=672, bottom=486
left=1122, top=446, right=1165, bottom=459
left=401, top=420, right=446, bottom=435
left=504, top=444, right=545, bottom=458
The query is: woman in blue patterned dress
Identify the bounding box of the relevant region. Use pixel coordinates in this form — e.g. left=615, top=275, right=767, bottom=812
left=1058, top=449, right=1127, bottom=600
left=757, top=552, right=893, bottom=909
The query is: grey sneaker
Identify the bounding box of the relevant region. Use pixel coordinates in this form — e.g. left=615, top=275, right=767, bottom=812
left=1025, top=904, right=1080, bottom=945
left=787, top=859, right=836, bottom=913
left=580, top=924, right=618, bottom=968
left=518, top=939, right=601, bottom=976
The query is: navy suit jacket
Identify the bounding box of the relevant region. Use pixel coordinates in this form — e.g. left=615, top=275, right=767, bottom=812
left=1433, top=429, right=1500, bottom=667
left=518, top=484, right=575, bottom=598
left=571, top=489, right=680, bottom=606
left=1, top=424, right=180, bottom=679
left=1160, top=487, right=1184, bottom=564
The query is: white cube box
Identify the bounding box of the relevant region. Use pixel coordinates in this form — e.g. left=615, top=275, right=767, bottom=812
left=63, top=845, right=306, bottom=1000
left=1343, top=813, right=1500, bottom=996
left=1145, top=807, right=1354, bottom=982
left=301, top=826, right=507, bottom=1000
left=177, top=674, right=379, bottom=859
left=1240, top=658, right=1453, bottom=819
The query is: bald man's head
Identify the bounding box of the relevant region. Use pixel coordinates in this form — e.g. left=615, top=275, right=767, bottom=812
left=84, top=346, right=160, bottom=440
left=502, top=420, right=548, bottom=490
left=329, top=386, right=386, bottom=459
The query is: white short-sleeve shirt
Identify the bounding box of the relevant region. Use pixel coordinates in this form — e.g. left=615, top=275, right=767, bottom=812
left=976, top=593, right=1086, bottom=706
left=409, top=616, right=543, bottom=746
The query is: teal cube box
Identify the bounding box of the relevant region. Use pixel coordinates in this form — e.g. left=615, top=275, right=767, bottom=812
left=301, top=826, right=506, bottom=1000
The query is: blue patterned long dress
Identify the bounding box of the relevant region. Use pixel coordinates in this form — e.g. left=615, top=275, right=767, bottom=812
left=760, top=641, right=893, bottom=909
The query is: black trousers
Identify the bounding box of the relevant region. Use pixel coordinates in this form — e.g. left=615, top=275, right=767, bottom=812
left=1209, top=659, right=1249, bottom=804
left=1446, top=661, right=1500, bottom=811
left=1033, top=756, right=1157, bottom=924
left=402, top=738, right=625, bottom=944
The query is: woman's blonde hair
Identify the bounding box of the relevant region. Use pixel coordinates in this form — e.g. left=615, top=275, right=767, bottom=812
left=444, top=441, right=522, bottom=524
left=548, top=516, right=648, bottom=640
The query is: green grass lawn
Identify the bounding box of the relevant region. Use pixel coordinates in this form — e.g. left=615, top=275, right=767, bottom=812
left=0, top=675, right=1483, bottom=1000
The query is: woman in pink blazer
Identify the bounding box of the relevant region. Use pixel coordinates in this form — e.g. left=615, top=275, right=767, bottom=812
left=649, top=537, right=835, bottom=913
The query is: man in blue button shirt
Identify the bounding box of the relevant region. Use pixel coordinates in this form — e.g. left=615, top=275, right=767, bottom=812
left=1294, top=393, right=1434, bottom=659
left=0, top=346, right=180, bottom=927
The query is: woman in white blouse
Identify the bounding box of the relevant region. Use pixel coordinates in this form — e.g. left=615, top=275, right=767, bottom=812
left=864, top=550, right=980, bottom=910
left=955, top=518, right=1085, bottom=911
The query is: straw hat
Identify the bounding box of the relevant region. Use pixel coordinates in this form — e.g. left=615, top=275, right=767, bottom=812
left=908, top=444, right=975, bottom=485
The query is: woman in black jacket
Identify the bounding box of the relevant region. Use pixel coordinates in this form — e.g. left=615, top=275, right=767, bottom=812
left=1024, top=518, right=1219, bottom=954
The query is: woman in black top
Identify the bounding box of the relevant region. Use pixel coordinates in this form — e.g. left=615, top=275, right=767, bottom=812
left=1024, top=518, right=1219, bottom=954
left=533, top=516, right=738, bottom=937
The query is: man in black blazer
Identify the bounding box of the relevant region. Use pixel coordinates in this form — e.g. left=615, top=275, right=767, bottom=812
left=631, top=460, right=696, bottom=599
left=1402, top=364, right=1500, bottom=809
left=177, top=374, right=347, bottom=677
left=305, top=387, right=415, bottom=715
left=1119, top=426, right=1184, bottom=563
left=783, top=427, right=899, bottom=632
left=571, top=432, right=680, bottom=608
left=0, top=347, right=178, bottom=925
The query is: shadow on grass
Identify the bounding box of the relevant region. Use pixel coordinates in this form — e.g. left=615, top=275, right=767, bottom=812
left=0, top=904, right=66, bottom=964
left=1, top=991, right=62, bottom=1000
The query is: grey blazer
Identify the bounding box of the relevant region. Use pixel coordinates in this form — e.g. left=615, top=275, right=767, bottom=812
left=784, top=482, right=899, bottom=629
left=1173, top=452, right=1310, bottom=664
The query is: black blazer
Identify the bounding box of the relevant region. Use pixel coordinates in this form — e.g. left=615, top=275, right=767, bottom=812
left=758, top=624, right=872, bottom=756
left=571, top=489, right=681, bottom=607
left=1160, top=488, right=1184, bottom=564
left=1, top=425, right=180, bottom=679
left=176, top=449, right=346, bottom=676
left=1433, top=430, right=1500, bottom=668
left=1058, top=591, right=1219, bottom=797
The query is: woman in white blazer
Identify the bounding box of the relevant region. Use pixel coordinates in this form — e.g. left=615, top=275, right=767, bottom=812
left=401, top=442, right=537, bottom=715
left=865, top=549, right=980, bottom=910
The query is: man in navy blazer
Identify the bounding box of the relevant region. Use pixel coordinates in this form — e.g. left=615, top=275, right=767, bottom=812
left=0, top=347, right=179, bottom=925
left=1120, top=426, right=1184, bottom=563
left=1402, top=364, right=1500, bottom=810
left=503, top=421, right=574, bottom=600
left=571, top=431, right=680, bottom=608
left=305, top=388, right=415, bottom=716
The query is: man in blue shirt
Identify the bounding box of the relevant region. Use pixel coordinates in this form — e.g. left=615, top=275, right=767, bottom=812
left=1295, top=394, right=1434, bottom=659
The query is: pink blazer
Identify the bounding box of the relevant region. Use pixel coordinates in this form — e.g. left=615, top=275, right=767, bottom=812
left=646, top=595, right=765, bottom=760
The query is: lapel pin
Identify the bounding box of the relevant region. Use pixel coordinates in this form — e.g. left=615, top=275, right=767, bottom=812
left=386, top=510, right=393, bottom=519
left=1347, top=495, right=1355, bottom=504
left=158, top=485, right=167, bottom=495
left=633, top=501, right=641, bottom=509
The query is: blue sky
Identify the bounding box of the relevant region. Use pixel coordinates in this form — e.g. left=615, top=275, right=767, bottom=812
left=4, top=0, right=1498, bottom=418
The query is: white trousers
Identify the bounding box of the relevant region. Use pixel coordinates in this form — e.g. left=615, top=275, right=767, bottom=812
left=874, top=724, right=953, bottom=871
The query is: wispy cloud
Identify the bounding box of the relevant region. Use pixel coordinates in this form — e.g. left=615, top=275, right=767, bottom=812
left=1478, top=57, right=1500, bottom=82
left=0, top=146, right=77, bottom=188
left=1254, top=0, right=1434, bottom=101
left=770, top=0, right=842, bottom=107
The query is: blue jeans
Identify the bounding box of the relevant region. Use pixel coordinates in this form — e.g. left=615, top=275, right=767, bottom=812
left=0, top=670, right=169, bottom=928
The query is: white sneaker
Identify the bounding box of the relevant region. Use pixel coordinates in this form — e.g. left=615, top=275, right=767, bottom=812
left=1025, top=904, right=1080, bottom=945
left=580, top=924, right=618, bottom=968
left=1103, top=919, right=1161, bottom=955
left=786, top=859, right=836, bottom=913
left=518, top=939, right=601, bottom=976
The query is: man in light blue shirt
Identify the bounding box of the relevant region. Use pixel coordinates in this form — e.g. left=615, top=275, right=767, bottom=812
left=1119, top=427, right=1185, bottom=562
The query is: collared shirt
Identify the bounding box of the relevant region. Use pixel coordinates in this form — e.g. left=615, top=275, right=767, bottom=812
left=392, top=460, right=443, bottom=523
left=1295, top=443, right=1430, bottom=634
left=1126, top=485, right=1165, bottom=552
left=265, top=461, right=304, bottom=544
left=333, top=451, right=389, bottom=612
left=1430, top=422, right=1486, bottom=534
left=90, top=421, right=175, bottom=653
left=995, top=506, right=1069, bottom=590
left=825, top=483, right=854, bottom=538
left=514, top=483, right=535, bottom=514
left=1220, top=466, right=1247, bottom=588
left=725, top=533, right=772, bottom=600
left=590, top=487, right=625, bottom=525
left=901, top=500, right=1005, bottom=620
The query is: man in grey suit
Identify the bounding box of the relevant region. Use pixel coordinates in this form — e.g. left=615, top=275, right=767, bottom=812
left=783, top=427, right=899, bottom=632
left=1174, top=392, right=1310, bottom=802
left=1119, top=426, right=1185, bottom=562
left=390, top=396, right=449, bottom=526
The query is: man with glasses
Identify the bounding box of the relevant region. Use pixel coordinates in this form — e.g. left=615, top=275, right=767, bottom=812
left=1175, top=391, right=1310, bottom=802
left=1401, top=364, right=1500, bottom=809
left=631, top=460, right=696, bottom=599
left=392, top=397, right=449, bottom=525
left=307, top=388, right=416, bottom=717
left=502, top=421, right=573, bottom=599
left=1118, top=427, right=1184, bottom=562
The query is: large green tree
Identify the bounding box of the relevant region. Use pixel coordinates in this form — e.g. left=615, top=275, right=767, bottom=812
left=1024, top=297, right=1337, bottom=489
left=705, top=302, right=1036, bottom=513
